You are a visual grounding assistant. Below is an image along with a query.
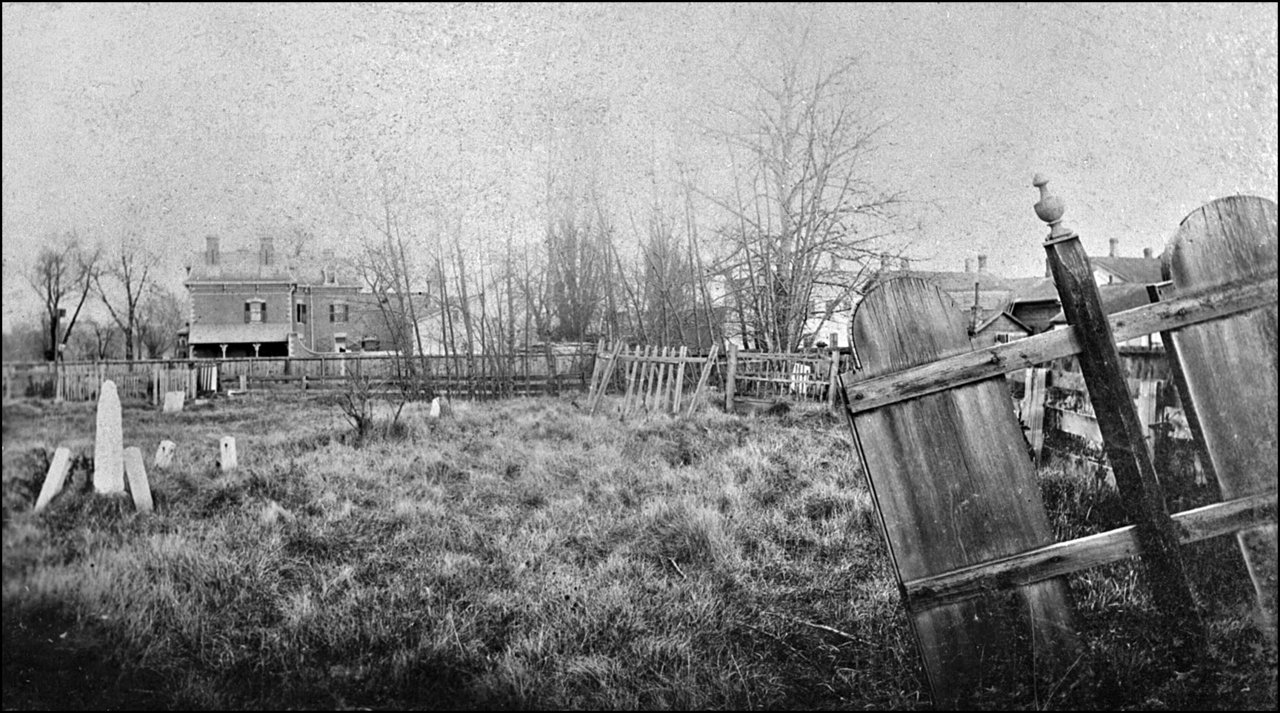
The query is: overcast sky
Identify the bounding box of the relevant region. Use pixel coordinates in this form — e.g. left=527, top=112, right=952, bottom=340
left=3, top=2, right=1276, bottom=332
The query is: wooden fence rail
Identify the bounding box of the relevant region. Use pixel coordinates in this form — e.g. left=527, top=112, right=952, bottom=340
left=2, top=347, right=599, bottom=405
left=838, top=181, right=1278, bottom=707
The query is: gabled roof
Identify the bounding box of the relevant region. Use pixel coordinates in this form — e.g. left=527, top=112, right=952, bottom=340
left=1008, top=276, right=1060, bottom=303
left=975, top=310, right=1032, bottom=334
left=1091, top=256, right=1163, bottom=284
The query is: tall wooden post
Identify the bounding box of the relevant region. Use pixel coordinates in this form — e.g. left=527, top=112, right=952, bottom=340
left=828, top=332, right=840, bottom=413
left=725, top=342, right=738, bottom=411
left=1034, top=175, right=1202, bottom=641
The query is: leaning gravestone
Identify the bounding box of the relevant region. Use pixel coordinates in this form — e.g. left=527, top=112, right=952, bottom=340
left=123, top=447, right=154, bottom=513
left=34, top=447, right=73, bottom=512
left=154, top=440, right=176, bottom=469
left=94, top=381, right=125, bottom=494
left=163, top=390, right=185, bottom=413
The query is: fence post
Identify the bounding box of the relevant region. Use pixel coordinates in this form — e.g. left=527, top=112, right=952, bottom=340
left=725, top=342, right=738, bottom=411
left=1035, top=175, right=1202, bottom=643
left=828, top=332, right=840, bottom=413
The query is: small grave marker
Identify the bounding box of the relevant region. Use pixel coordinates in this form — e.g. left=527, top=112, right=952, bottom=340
left=34, top=447, right=72, bottom=511
left=123, top=447, right=153, bottom=513
left=163, top=391, right=185, bottom=413
left=220, top=436, right=237, bottom=471
left=429, top=396, right=452, bottom=418
left=154, top=440, right=176, bottom=469
left=94, top=381, right=125, bottom=494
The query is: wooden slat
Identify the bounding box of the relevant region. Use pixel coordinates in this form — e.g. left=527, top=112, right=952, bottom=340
left=904, top=491, right=1277, bottom=611
left=685, top=343, right=718, bottom=417
left=847, top=276, right=1077, bottom=707
left=1162, top=195, right=1278, bottom=645
left=841, top=270, right=1276, bottom=414
left=672, top=346, right=688, bottom=414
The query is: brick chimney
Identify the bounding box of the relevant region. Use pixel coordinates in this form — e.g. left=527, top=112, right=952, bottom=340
left=977, top=254, right=988, bottom=273
left=1109, top=237, right=1119, bottom=257
left=1143, top=247, right=1153, bottom=259
left=205, top=235, right=220, bottom=265
left=260, top=236, right=275, bottom=267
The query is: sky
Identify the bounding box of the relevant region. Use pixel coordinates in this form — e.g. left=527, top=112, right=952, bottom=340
left=3, top=2, right=1277, bottom=333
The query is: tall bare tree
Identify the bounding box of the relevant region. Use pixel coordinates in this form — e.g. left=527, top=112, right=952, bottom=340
left=94, top=237, right=158, bottom=360
left=137, top=287, right=186, bottom=359
left=25, top=232, right=99, bottom=361
left=544, top=201, right=610, bottom=342
left=706, top=41, right=906, bottom=350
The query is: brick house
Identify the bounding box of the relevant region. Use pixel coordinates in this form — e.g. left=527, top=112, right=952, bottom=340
left=184, top=236, right=403, bottom=359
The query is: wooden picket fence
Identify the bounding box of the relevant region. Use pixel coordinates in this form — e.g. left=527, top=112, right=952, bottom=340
left=838, top=184, right=1277, bottom=707
left=2, top=347, right=599, bottom=405
left=585, top=340, right=720, bottom=417
left=585, top=337, right=847, bottom=418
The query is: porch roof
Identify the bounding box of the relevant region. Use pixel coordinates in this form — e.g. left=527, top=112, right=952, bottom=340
left=188, top=322, right=292, bottom=345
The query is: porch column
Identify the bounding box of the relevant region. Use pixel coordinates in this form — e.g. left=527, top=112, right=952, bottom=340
left=219, top=344, right=228, bottom=359
left=253, top=343, right=261, bottom=358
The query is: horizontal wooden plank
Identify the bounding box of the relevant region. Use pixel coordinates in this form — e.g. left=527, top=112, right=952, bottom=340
left=614, top=355, right=710, bottom=365
left=842, top=271, right=1276, bottom=414
left=902, top=491, right=1277, bottom=612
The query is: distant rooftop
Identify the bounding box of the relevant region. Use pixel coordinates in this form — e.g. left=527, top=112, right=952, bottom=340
left=186, top=236, right=359, bottom=286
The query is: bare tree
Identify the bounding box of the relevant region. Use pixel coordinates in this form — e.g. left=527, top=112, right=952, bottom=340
left=68, top=318, right=120, bottom=361
left=94, top=237, right=158, bottom=360
left=137, top=287, right=186, bottom=359
left=705, top=39, right=907, bottom=350
left=544, top=200, right=610, bottom=342
left=25, top=232, right=100, bottom=361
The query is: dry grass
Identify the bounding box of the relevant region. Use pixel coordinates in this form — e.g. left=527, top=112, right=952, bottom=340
left=2, top=393, right=1274, bottom=709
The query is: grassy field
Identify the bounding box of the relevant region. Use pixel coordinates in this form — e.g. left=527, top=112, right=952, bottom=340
left=2, top=392, right=1275, bottom=710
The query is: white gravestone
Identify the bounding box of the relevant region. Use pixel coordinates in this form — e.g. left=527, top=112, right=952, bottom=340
left=123, top=447, right=154, bottom=513
left=220, top=436, right=237, bottom=472
left=154, top=440, right=176, bottom=469
left=34, top=447, right=73, bottom=511
left=94, top=381, right=125, bottom=494
left=163, top=391, right=185, bottom=413
left=429, top=397, right=452, bottom=418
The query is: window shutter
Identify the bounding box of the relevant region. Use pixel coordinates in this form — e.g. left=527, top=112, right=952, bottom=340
left=329, top=304, right=335, bottom=322
left=261, top=302, right=267, bottom=322
left=244, top=302, right=251, bottom=323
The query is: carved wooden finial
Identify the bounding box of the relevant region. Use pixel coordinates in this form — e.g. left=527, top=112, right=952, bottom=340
left=1032, top=174, right=1074, bottom=240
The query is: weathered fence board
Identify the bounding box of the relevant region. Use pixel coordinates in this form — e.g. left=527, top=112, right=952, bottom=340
left=845, top=276, right=1077, bottom=707
left=840, top=271, right=1276, bottom=413
left=1162, top=195, right=1278, bottom=645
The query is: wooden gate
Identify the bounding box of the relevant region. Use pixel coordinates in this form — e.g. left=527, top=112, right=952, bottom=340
left=838, top=181, right=1277, bottom=706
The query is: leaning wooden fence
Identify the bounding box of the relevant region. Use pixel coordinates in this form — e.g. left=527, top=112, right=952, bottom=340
left=585, top=341, right=720, bottom=417
left=838, top=182, right=1277, bottom=707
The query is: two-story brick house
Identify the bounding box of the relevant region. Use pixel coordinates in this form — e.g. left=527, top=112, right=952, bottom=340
left=184, top=236, right=402, bottom=359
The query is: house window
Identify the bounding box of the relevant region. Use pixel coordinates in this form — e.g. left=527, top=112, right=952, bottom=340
left=329, top=303, right=348, bottom=323
left=245, top=299, right=266, bottom=323
left=361, top=336, right=380, bottom=351
left=334, top=333, right=347, bottom=353
left=995, top=332, right=1024, bottom=344
left=296, top=303, right=308, bottom=324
